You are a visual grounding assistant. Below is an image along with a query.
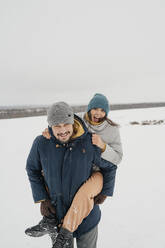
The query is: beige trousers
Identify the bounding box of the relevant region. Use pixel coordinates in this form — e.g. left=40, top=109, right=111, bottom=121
left=62, top=172, right=103, bottom=232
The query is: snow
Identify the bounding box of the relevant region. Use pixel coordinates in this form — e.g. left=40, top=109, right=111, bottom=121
left=0, top=107, right=165, bottom=247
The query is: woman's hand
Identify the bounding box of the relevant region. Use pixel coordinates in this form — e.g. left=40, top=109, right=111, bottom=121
left=92, top=133, right=105, bottom=150
left=42, top=128, right=51, bottom=139
left=94, top=193, right=107, bottom=204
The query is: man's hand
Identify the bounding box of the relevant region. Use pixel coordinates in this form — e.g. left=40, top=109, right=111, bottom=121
left=40, top=199, right=56, bottom=216
left=94, top=193, right=107, bottom=205
left=92, top=134, right=105, bottom=150
left=42, top=128, right=51, bottom=139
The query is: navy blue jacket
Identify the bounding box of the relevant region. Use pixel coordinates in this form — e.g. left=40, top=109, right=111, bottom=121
left=26, top=115, right=117, bottom=237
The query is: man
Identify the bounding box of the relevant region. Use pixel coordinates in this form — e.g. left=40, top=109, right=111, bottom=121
left=26, top=102, right=117, bottom=248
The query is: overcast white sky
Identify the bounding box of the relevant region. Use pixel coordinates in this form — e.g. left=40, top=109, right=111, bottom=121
left=0, top=0, right=165, bottom=106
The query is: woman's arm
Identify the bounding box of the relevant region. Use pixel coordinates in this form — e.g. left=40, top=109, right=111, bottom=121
left=92, top=128, right=123, bottom=165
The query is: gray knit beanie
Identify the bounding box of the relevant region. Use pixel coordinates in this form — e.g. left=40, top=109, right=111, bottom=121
left=47, top=102, right=74, bottom=126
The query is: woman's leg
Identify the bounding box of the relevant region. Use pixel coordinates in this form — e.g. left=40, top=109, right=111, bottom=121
left=62, top=172, right=103, bottom=232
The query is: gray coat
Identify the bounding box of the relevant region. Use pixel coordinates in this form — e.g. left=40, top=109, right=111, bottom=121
left=78, top=113, right=123, bottom=166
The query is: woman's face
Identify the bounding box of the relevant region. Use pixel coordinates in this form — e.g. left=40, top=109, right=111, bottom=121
left=90, top=108, right=106, bottom=123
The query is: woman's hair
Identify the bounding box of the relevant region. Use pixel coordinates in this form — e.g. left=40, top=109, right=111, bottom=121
left=88, top=111, right=119, bottom=127
left=105, top=117, right=119, bottom=127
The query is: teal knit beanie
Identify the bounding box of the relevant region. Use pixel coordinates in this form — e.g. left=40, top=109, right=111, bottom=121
left=87, top=93, right=110, bottom=115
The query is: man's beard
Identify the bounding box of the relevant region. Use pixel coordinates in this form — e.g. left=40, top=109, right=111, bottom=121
left=57, top=131, right=71, bottom=143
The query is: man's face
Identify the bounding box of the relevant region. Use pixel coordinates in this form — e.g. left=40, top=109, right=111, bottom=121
left=52, top=123, right=73, bottom=143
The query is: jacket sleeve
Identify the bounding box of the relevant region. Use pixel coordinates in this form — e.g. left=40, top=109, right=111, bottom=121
left=93, top=146, right=117, bottom=196
left=99, top=160, right=117, bottom=196
left=26, top=137, right=50, bottom=203
left=101, top=127, right=123, bottom=165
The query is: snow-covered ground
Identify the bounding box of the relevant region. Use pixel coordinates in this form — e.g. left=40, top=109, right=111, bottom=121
left=0, top=107, right=165, bottom=248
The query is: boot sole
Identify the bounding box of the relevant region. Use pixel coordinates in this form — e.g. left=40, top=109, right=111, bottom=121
left=25, top=228, right=58, bottom=238
left=25, top=230, right=48, bottom=237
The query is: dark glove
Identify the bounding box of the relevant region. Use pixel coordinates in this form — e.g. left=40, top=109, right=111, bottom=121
left=40, top=199, right=56, bottom=217
left=94, top=193, right=107, bottom=205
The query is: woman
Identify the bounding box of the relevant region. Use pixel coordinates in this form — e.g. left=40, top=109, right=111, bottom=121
left=79, top=93, right=123, bottom=166
left=25, top=93, right=123, bottom=248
